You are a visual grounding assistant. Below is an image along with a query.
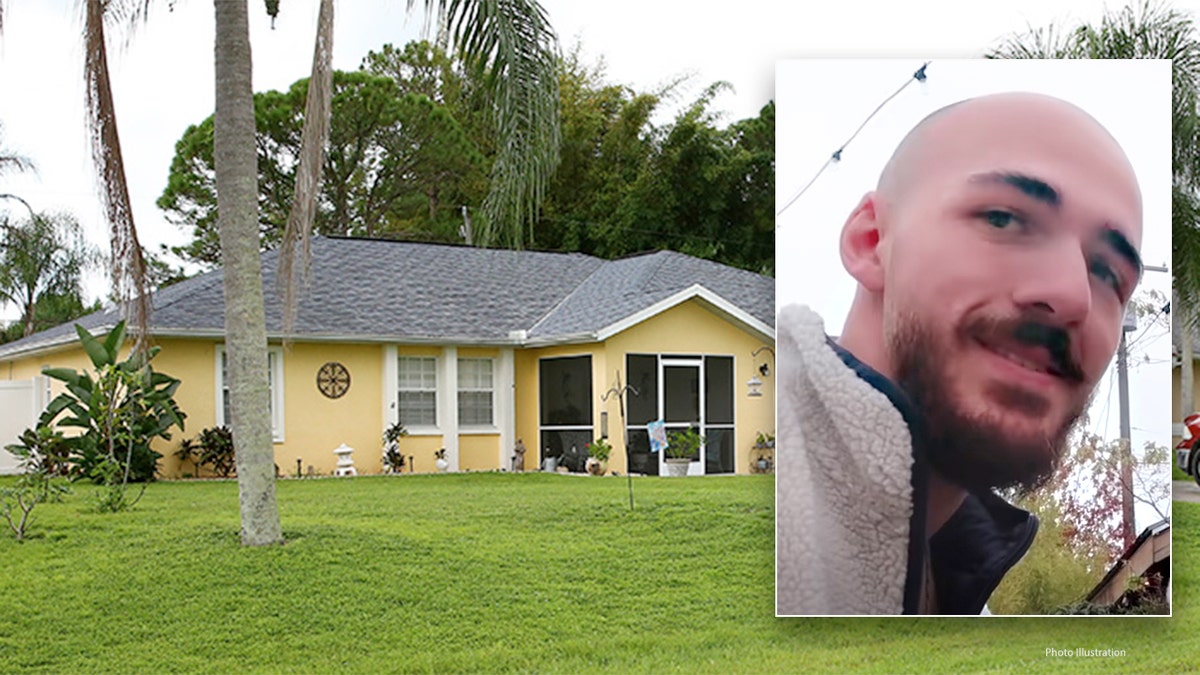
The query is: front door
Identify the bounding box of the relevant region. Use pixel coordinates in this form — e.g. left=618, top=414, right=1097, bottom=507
left=661, top=358, right=702, bottom=476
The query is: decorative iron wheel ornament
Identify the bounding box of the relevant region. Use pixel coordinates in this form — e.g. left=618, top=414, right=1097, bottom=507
left=316, top=362, right=351, bottom=399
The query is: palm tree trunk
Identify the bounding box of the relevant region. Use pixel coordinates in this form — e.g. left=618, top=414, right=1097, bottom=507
left=213, top=0, right=282, bottom=547
left=84, top=0, right=150, bottom=349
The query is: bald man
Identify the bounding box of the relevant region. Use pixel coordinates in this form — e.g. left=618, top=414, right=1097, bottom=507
left=776, top=93, right=1144, bottom=616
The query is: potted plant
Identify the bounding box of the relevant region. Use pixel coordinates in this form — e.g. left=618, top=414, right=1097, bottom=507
left=751, top=430, right=775, bottom=473
left=585, top=437, right=612, bottom=476
left=665, top=428, right=704, bottom=477
left=381, top=422, right=408, bottom=474
left=434, top=448, right=449, bottom=473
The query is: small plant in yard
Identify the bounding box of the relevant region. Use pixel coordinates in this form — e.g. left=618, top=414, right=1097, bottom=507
left=192, top=426, right=236, bottom=478
left=89, top=458, right=137, bottom=513
left=754, top=431, right=775, bottom=449
left=585, top=437, right=612, bottom=462
left=382, top=422, right=408, bottom=473
left=5, top=425, right=72, bottom=477
left=40, top=321, right=186, bottom=511
left=666, top=427, right=704, bottom=460
left=1, top=442, right=71, bottom=542
left=174, top=437, right=200, bottom=477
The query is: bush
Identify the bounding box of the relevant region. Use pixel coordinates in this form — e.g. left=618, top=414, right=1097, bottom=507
left=382, top=422, right=407, bottom=473
left=40, top=322, right=186, bottom=502
left=194, top=426, right=235, bottom=478
left=4, top=425, right=72, bottom=477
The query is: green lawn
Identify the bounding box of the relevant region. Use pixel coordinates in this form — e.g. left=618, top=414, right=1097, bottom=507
left=0, top=473, right=1195, bottom=673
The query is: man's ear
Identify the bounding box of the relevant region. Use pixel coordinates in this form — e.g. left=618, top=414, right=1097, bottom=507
left=839, top=192, right=886, bottom=293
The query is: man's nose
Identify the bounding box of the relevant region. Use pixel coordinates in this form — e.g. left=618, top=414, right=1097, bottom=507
left=1010, top=244, right=1092, bottom=324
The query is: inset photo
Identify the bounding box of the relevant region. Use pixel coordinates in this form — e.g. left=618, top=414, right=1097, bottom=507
left=775, top=59, right=1172, bottom=616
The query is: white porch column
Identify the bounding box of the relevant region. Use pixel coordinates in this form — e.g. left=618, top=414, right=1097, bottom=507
left=382, top=345, right=398, bottom=429
left=440, top=346, right=459, bottom=471
left=497, top=347, right=515, bottom=470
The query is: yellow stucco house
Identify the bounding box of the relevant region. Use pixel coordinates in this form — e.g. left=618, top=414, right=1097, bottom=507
left=0, top=237, right=775, bottom=478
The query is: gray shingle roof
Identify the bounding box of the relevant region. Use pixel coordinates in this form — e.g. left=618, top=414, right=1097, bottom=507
left=0, top=237, right=774, bottom=358
left=528, top=250, right=773, bottom=338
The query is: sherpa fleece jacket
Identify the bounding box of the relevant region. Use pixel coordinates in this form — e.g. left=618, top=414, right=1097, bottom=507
left=775, top=304, right=1038, bottom=615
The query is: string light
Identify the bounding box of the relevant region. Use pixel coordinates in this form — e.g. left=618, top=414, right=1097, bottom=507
left=776, top=61, right=931, bottom=220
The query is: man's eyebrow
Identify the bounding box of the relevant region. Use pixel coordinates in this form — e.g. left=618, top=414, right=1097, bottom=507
left=969, top=171, right=1060, bottom=208
left=1101, top=225, right=1143, bottom=277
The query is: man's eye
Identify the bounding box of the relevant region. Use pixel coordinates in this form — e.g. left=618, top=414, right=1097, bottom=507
left=982, top=209, right=1020, bottom=229
left=1089, top=257, right=1125, bottom=297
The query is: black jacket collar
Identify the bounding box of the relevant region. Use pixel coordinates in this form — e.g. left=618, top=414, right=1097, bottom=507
left=827, top=338, right=1038, bottom=614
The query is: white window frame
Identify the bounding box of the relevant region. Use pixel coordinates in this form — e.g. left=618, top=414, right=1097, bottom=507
left=398, top=355, right=440, bottom=434
left=215, top=345, right=285, bottom=443
left=457, top=357, right=496, bottom=431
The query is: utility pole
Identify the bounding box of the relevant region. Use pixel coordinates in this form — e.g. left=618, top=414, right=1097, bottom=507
left=1117, top=312, right=1136, bottom=550
left=1116, top=263, right=1169, bottom=550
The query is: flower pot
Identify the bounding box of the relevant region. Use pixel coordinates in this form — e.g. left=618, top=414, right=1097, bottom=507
left=586, top=457, right=607, bottom=475
left=542, top=455, right=559, bottom=473
left=435, top=457, right=449, bottom=473
left=664, top=458, right=691, bottom=477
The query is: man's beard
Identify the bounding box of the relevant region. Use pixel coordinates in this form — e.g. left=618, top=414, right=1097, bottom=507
left=889, top=312, right=1090, bottom=493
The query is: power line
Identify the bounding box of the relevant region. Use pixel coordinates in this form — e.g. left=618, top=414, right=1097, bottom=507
left=1126, top=301, right=1170, bottom=352
left=776, top=61, right=930, bottom=220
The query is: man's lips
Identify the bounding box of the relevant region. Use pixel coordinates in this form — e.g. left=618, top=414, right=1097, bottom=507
left=962, top=316, right=1086, bottom=385
left=976, top=338, right=1064, bottom=378
left=974, top=338, right=1070, bottom=381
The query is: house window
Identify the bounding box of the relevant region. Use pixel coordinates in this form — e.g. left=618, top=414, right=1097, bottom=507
left=398, top=356, right=438, bottom=427
left=538, top=355, right=593, bottom=472
left=215, top=346, right=285, bottom=442
left=458, top=358, right=494, bottom=426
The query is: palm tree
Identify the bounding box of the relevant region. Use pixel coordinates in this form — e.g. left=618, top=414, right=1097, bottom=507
left=987, top=0, right=1200, bottom=318
left=218, top=0, right=561, bottom=545
left=214, top=0, right=282, bottom=546
left=0, top=212, right=97, bottom=338
left=81, top=0, right=152, bottom=348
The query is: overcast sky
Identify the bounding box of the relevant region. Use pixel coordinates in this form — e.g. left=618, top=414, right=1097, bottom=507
left=0, top=0, right=1187, bottom=519
left=2, top=0, right=1189, bottom=299
left=777, top=59, right=1173, bottom=528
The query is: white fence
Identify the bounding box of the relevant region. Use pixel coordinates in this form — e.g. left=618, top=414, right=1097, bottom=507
left=0, top=378, right=46, bottom=475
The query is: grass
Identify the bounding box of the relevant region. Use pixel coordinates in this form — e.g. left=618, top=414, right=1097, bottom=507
left=0, top=473, right=1196, bottom=673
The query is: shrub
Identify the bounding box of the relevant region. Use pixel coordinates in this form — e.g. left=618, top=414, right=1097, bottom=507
left=382, top=422, right=407, bottom=473
left=193, top=426, right=236, bottom=478
left=5, top=425, right=72, bottom=477
left=40, top=322, right=186, bottom=507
